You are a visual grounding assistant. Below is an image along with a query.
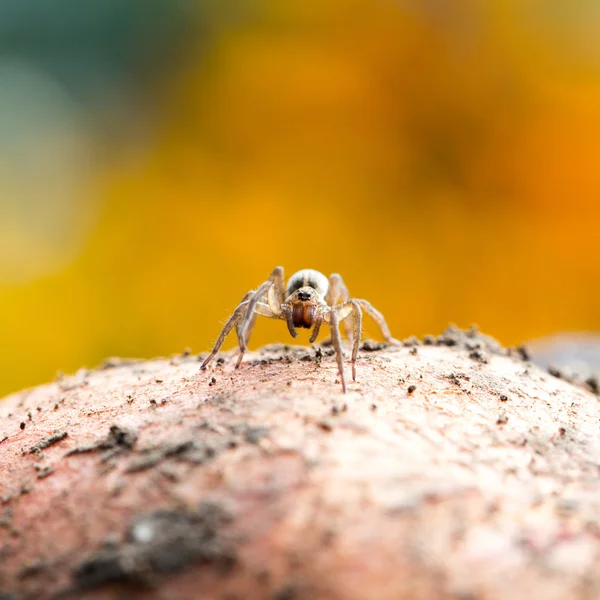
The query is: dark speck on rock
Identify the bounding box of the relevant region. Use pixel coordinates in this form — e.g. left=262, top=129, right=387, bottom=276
left=28, top=431, right=68, bottom=454
left=361, top=340, right=387, bottom=352
left=407, top=385, right=417, bottom=394
left=547, top=366, right=563, bottom=379
left=585, top=377, right=598, bottom=394
left=244, top=426, right=269, bottom=444
left=36, top=466, right=54, bottom=479
left=66, top=425, right=138, bottom=462
left=274, top=582, right=299, bottom=600
left=469, top=350, right=488, bottom=364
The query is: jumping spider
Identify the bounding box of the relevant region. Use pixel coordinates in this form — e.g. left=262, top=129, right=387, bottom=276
left=201, top=267, right=398, bottom=392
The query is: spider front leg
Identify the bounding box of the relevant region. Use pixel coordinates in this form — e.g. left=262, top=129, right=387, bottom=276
left=201, top=296, right=252, bottom=369
left=239, top=266, right=285, bottom=341
left=327, top=308, right=347, bottom=393
left=202, top=295, right=277, bottom=370
left=327, top=273, right=353, bottom=341
left=335, top=300, right=362, bottom=381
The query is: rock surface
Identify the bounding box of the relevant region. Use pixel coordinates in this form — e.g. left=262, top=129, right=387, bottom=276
left=1, top=328, right=600, bottom=600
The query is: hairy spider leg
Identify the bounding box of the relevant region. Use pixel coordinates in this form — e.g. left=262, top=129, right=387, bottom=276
left=202, top=295, right=278, bottom=370
left=239, top=266, right=285, bottom=341
left=328, top=309, right=347, bottom=393
left=235, top=292, right=256, bottom=368
left=327, top=273, right=353, bottom=341
left=339, top=300, right=362, bottom=381
left=354, top=299, right=399, bottom=345
left=201, top=297, right=252, bottom=369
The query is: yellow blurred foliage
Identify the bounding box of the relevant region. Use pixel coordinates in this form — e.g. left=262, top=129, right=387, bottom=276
left=1, top=0, right=600, bottom=396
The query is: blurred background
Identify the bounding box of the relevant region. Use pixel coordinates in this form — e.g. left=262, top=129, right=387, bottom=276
left=1, top=0, right=600, bottom=397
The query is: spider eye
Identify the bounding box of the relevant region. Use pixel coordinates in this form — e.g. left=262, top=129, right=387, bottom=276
left=298, top=291, right=311, bottom=301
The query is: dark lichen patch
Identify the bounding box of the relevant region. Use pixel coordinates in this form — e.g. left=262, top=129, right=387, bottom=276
left=585, top=376, right=598, bottom=395
left=547, top=366, right=563, bottom=379
left=244, top=425, right=269, bottom=444
left=360, top=340, right=388, bottom=352
left=402, top=336, right=421, bottom=347
left=73, top=503, right=236, bottom=592
left=468, top=350, right=488, bottom=364
left=0, top=508, right=13, bottom=529
left=125, top=439, right=218, bottom=473
left=514, top=345, right=531, bottom=361
left=101, top=357, right=143, bottom=370
left=434, top=325, right=506, bottom=357
left=445, top=372, right=470, bottom=385
left=66, top=425, right=137, bottom=462
left=318, top=420, right=333, bottom=432
left=274, top=582, right=300, bottom=600
left=17, top=560, right=48, bottom=580
left=35, top=466, right=54, bottom=479
left=27, top=431, right=68, bottom=454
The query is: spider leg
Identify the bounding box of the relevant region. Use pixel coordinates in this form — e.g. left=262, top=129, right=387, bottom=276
left=239, top=266, right=285, bottom=340
left=237, top=291, right=259, bottom=360
left=327, top=309, right=347, bottom=393
left=202, top=297, right=276, bottom=370
left=346, top=301, right=362, bottom=381
left=235, top=301, right=275, bottom=368
left=327, top=273, right=353, bottom=341
left=354, top=299, right=400, bottom=344
left=243, top=311, right=258, bottom=345
left=234, top=292, right=255, bottom=367
left=201, top=297, right=251, bottom=369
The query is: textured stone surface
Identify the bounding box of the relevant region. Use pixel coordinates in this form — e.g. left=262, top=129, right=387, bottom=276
left=1, top=330, right=599, bottom=599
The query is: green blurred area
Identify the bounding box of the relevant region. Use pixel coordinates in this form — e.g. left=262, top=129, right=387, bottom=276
left=1, top=0, right=600, bottom=397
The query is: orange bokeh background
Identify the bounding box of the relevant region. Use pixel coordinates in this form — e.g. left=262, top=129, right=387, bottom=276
left=1, top=0, right=600, bottom=397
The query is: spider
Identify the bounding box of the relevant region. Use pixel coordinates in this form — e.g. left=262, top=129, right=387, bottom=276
left=200, top=266, right=399, bottom=393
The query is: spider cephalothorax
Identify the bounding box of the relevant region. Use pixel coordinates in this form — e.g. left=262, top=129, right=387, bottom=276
left=201, top=267, right=398, bottom=392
